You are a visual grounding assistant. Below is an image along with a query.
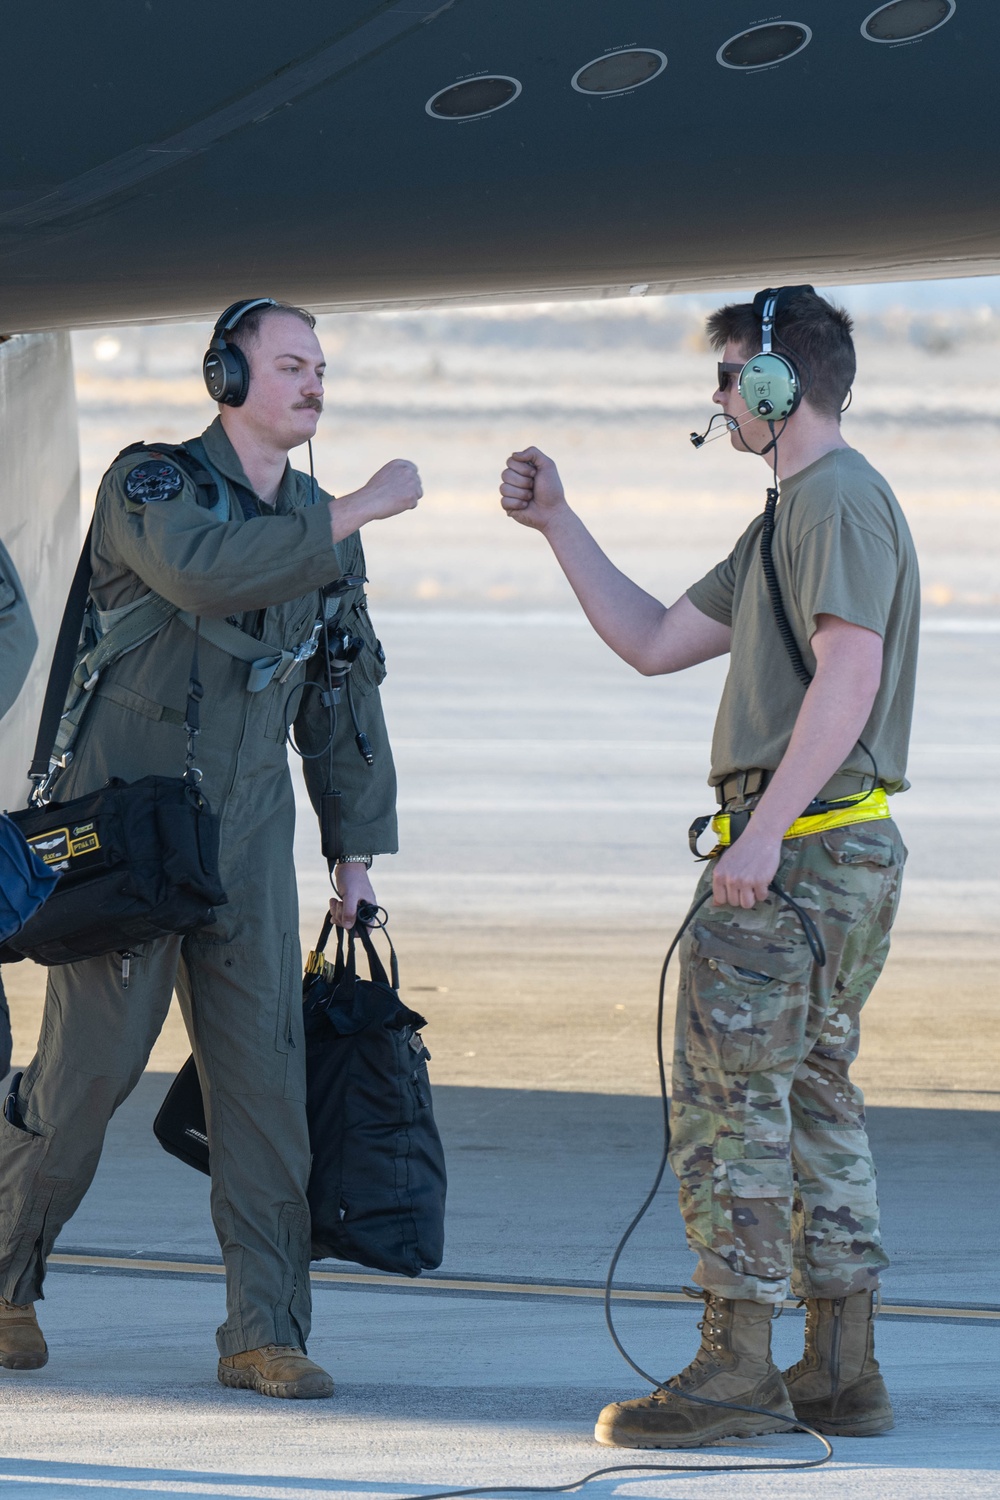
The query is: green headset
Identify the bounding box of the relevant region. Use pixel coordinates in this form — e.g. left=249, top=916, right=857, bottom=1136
left=202, top=296, right=279, bottom=406
left=737, top=283, right=814, bottom=421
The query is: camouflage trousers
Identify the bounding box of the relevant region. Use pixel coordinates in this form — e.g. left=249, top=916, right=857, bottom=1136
left=669, top=819, right=906, bottom=1304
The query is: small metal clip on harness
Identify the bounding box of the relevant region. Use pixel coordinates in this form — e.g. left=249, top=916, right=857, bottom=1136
left=28, top=759, right=65, bottom=809
left=277, top=619, right=323, bottom=685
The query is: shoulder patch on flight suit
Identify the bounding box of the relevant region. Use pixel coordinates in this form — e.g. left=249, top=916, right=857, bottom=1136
left=123, top=460, right=184, bottom=505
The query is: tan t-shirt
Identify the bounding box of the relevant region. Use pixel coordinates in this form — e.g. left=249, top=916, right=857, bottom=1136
left=686, top=447, right=920, bottom=796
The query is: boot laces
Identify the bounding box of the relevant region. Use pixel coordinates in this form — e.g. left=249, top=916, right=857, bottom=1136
left=663, top=1292, right=728, bottom=1391
left=784, top=1297, right=823, bottom=1383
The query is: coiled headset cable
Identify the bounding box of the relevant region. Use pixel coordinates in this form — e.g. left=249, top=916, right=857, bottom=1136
left=760, top=426, right=880, bottom=795
left=397, top=397, right=862, bottom=1498
left=398, top=881, right=832, bottom=1500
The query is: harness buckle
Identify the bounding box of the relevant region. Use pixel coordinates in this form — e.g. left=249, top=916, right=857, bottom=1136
left=688, top=814, right=718, bottom=861
left=277, top=621, right=323, bottom=684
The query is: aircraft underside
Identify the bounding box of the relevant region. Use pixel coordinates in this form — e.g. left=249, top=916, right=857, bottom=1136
left=0, top=0, right=997, bottom=331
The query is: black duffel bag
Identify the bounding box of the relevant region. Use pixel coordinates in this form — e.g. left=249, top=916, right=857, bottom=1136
left=154, top=909, right=447, bottom=1276
left=1, top=776, right=225, bottom=966
left=0, top=520, right=226, bottom=967
left=304, top=914, right=446, bottom=1275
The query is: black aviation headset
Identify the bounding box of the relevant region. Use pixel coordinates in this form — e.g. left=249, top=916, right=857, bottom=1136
left=202, top=296, right=279, bottom=406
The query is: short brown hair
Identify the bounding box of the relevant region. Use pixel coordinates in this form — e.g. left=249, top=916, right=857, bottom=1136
left=706, top=289, right=855, bottom=419
left=226, top=300, right=316, bottom=357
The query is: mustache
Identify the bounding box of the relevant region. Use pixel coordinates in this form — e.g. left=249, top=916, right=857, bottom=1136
left=294, top=397, right=323, bottom=411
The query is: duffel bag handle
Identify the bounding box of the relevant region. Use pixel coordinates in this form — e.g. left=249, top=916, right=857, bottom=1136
left=313, top=912, right=353, bottom=986
left=313, top=906, right=398, bottom=991
left=353, top=915, right=399, bottom=992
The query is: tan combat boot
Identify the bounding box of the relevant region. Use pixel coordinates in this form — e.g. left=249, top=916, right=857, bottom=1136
left=595, top=1292, right=795, bottom=1448
left=782, top=1289, right=894, bottom=1436
left=0, top=1297, right=48, bottom=1370
left=218, top=1343, right=334, bottom=1399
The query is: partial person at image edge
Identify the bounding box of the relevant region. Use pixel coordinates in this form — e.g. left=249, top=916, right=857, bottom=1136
left=499, top=286, right=918, bottom=1448
left=0, top=298, right=421, bottom=1397
left=0, top=540, right=38, bottom=1077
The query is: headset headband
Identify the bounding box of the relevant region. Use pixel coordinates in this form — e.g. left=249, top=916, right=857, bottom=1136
left=751, top=284, right=815, bottom=355
left=203, top=296, right=281, bottom=407
left=211, top=297, right=279, bottom=341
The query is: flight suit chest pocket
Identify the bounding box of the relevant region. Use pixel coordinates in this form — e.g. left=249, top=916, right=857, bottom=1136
left=684, top=921, right=813, bottom=1075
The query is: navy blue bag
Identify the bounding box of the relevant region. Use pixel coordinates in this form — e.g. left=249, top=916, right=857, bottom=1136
left=0, top=814, right=60, bottom=946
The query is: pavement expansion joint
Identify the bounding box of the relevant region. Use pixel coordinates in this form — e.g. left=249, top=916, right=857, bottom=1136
left=47, top=1250, right=1000, bottom=1322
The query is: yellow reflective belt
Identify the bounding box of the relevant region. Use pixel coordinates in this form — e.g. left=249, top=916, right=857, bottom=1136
left=713, top=787, right=891, bottom=848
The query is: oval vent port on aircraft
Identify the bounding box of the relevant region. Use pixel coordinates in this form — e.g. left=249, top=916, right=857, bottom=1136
left=717, top=23, right=812, bottom=71
left=571, top=49, right=667, bottom=96
left=861, top=0, right=956, bottom=42
left=425, top=76, right=522, bottom=120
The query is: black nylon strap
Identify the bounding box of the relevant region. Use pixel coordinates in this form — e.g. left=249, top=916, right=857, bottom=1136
left=29, top=439, right=211, bottom=796
left=28, top=520, right=95, bottom=782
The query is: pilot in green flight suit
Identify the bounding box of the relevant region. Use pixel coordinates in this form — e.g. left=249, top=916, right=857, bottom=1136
left=0, top=300, right=421, bottom=1397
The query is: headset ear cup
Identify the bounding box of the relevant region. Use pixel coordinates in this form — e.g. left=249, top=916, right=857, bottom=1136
left=202, top=341, right=250, bottom=406
left=738, top=353, right=800, bottom=421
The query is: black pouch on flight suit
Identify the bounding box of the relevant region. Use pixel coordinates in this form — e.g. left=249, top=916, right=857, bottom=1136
left=153, top=912, right=448, bottom=1277
left=0, top=522, right=226, bottom=967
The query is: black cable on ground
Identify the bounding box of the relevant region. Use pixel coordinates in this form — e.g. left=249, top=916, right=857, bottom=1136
left=396, top=883, right=833, bottom=1500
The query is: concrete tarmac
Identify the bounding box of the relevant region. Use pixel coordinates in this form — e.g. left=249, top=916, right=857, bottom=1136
left=3, top=614, right=997, bottom=1500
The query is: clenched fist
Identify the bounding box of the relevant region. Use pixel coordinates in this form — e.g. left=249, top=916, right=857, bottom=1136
left=499, top=447, right=567, bottom=531
left=358, top=459, right=423, bottom=519
left=332, top=458, right=422, bottom=541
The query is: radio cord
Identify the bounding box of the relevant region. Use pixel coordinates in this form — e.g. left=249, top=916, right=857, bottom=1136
left=400, top=881, right=832, bottom=1500
left=760, top=429, right=879, bottom=793
left=396, top=424, right=868, bottom=1498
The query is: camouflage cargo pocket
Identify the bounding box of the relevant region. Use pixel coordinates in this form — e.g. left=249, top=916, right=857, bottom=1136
left=685, top=920, right=813, bottom=1074
left=820, top=822, right=903, bottom=871
left=714, top=1146, right=795, bottom=1280
left=820, top=822, right=906, bottom=932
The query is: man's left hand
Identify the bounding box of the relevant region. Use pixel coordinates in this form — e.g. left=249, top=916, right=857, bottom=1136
left=712, top=824, right=782, bottom=909
left=330, top=862, right=378, bottom=928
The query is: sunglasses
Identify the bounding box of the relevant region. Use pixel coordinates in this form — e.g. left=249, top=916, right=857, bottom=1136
left=717, top=361, right=744, bottom=392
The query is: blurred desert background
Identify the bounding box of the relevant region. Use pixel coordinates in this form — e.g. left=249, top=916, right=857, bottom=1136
left=6, top=282, right=999, bottom=1112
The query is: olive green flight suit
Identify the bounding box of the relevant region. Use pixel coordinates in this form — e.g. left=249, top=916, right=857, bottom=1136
left=0, top=418, right=397, bottom=1355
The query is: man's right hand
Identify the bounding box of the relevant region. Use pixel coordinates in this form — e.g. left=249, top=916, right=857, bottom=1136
left=330, top=459, right=422, bottom=541
left=355, top=459, right=423, bottom=519
left=499, top=447, right=568, bottom=532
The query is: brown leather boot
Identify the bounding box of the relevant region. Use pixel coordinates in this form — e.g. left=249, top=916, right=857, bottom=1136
left=595, top=1292, right=795, bottom=1448
left=0, top=1297, right=48, bottom=1370
left=782, top=1290, right=894, bottom=1436
left=218, top=1343, right=334, bottom=1399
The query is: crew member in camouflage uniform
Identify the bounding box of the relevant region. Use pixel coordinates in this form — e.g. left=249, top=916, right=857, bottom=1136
left=0, top=300, right=421, bottom=1397
left=500, top=287, right=918, bottom=1445
left=0, top=539, right=39, bottom=1076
